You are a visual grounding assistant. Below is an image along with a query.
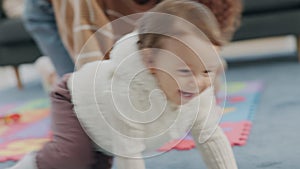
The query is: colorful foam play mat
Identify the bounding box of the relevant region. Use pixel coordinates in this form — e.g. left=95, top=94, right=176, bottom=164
left=0, top=98, right=50, bottom=162
left=0, top=81, right=263, bottom=161
left=159, top=81, right=263, bottom=151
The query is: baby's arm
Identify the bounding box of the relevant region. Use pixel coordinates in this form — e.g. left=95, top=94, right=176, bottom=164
left=112, top=119, right=146, bottom=169
left=115, top=156, right=145, bottom=169
left=191, top=126, right=238, bottom=169
left=113, top=138, right=146, bottom=169
left=190, top=88, right=238, bottom=169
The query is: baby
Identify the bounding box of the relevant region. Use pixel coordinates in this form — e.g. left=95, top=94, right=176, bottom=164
left=8, top=1, right=237, bottom=169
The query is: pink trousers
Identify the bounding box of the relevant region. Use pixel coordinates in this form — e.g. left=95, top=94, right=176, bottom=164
left=36, top=74, right=112, bottom=169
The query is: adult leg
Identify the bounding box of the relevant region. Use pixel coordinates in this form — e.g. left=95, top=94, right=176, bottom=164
left=23, top=0, right=74, bottom=76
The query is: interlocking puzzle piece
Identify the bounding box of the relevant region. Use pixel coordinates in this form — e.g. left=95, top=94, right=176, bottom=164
left=228, top=96, right=246, bottom=103
left=223, top=107, right=236, bottom=114
left=158, top=139, right=195, bottom=152
left=220, top=121, right=252, bottom=146
left=0, top=138, right=50, bottom=162
left=0, top=104, right=19, bottom=115
left=217, top=96, right=246, bottom=105
left=158, top=121, right=252, bottom=152
left=0, top=113, right=21, bottom=125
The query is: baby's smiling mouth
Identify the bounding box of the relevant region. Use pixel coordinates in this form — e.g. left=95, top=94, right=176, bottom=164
left=178, top=90, right=198, bottom=100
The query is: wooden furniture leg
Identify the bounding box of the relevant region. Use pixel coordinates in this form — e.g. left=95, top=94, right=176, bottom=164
left=13, top=66, right=23, bottom=90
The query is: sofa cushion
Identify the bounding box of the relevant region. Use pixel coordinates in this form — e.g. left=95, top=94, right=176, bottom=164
left=233, top=9, right=300, bottom=40
left=0, top=41, right=41, bottom=66
left=0, top=18, right=33, bottom=45
left=243, top=0, right=300, bottom=14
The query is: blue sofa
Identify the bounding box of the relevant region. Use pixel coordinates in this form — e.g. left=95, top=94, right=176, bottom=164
left=233, top=0, right=300, bottom=60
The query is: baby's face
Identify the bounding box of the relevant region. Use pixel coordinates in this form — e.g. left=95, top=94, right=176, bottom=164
left=150, top=35, right=220, bottom=105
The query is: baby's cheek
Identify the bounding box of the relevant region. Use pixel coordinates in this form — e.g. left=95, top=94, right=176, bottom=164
left=207, top=72, right=218, bottom=84
left=205, top=77, right=213, bottom=87
left=175, top=77, right=190, bottom=89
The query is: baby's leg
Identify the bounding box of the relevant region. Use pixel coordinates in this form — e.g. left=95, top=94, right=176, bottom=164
left=36, top=74, right=113, bottom=169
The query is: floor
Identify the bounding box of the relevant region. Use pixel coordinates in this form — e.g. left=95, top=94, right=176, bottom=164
left=225, top=57, right=300, bottom=169
left=0, top=36, right=299, bottom=168
left=2, top=56, right=299, bottom=169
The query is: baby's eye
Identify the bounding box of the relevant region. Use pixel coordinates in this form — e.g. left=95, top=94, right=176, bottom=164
left=203, top=70, right=211, bottom=74
left=202, top=70, right=213, bottom=76
left=177, top=69, right=192, bottom=75
left=178, top=69, right=191, bottom=73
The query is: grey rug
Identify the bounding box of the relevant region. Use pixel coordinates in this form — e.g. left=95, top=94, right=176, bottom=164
left=1, top=57, right=300, bottom=169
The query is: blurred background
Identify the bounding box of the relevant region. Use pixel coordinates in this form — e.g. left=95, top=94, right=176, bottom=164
left=0, top=0, right=300, bottom=168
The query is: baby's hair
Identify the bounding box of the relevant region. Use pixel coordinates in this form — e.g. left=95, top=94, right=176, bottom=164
left=133, top=0, right=163, bottom=5
left=137, top=0, right=224, bottom=50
